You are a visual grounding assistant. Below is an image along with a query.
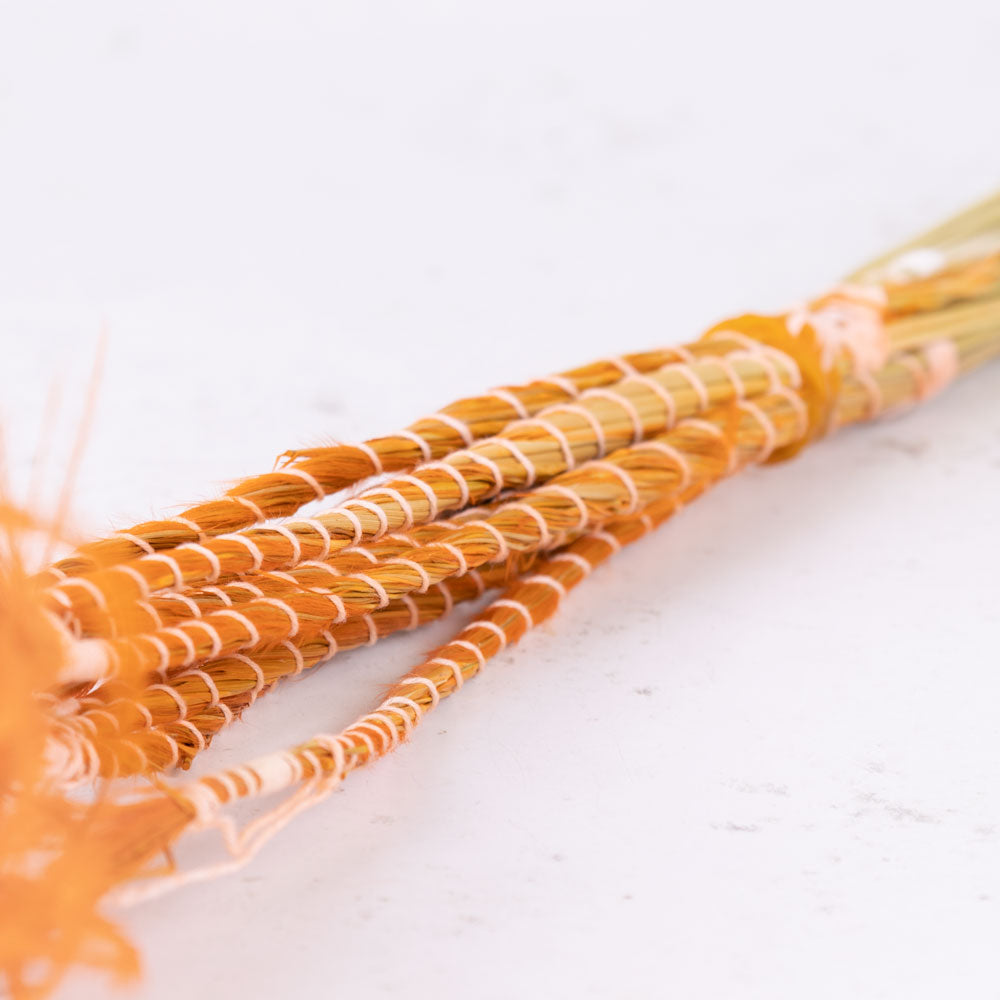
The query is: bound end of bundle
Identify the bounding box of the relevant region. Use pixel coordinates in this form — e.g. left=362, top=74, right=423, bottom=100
left=701, top=313, right=841, bottom=461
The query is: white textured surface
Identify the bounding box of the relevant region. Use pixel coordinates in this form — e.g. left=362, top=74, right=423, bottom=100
left=2, top=3, right=999, bottom=998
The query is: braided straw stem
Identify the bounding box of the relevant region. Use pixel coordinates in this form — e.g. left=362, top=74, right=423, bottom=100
left=58, top=340, right=936, bottom=693
left=111, top=495, right=692, bottom=907
left=55, top=334, right=949, bottom=699
left=47, top=345, right=798, bottom=632
left=110, top=341, right=958, bottom=900
left=55, top=392, right=803, bottom=687
left=62, top=519, right=512, bottom=640
left=8, top=189, right=1000, bottom=997
left=47, top=347, right=696, bottom=578
left=59, top=342, right=946, bottom=691
left=49, top=559, right=535, bottom=784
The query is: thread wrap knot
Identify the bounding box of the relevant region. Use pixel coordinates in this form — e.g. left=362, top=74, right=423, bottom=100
left=701, top=283, right=888, bottom=461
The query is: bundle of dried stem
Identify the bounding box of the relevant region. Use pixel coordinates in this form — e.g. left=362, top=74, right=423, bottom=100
left=45, top=348, right=693, bottom=578
left=2, top=190, right=999, bottom=1000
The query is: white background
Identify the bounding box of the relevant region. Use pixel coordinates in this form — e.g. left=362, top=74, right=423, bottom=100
left=2, top=2, right=1000, bottom=998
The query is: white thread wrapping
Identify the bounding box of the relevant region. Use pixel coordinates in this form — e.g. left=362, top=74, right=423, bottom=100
left=337, top=508, right=364, bottom=545
left=177, top=543, right=222, bottom=583
left=221, top=533, right=264, bottom=571
left=282, top=467, right=325, bottom=501
left=185, top=619, right=224, bottom=659
left=602, top=355, right=638, bottom=376
left=489, top=387, right=529, bottom=419
left=214, top=610, right=261, bottom=648
left=543, top=374, right=580, bottom=398
left=491, top=598, right=535, bottom=629
left=116, top=563, right=151, bottom=599
left=514, top=417, right=576, bottom=468
left=497, top=437, right=539, bottom=487
left=501, top=502, right=553, bottom=547
left=450, top=638, right=487, bottom=671
left=400, top=593, right=420, bottom=629
left=255, top=597, right=300, bottom=638
left=625, top=374, right=677, bottom=426
left=163, top=626, right=197, bottom=663
left=280, top=639, right=305, bottom=675
left=158, top=590, right=203, bottom=616
left=590, top=529, right=622, bottom=553
left=172, top=515, right=207, bottom=540
left=269, top=525, right=302, bottom=566
left=394, top=429, right=433, bottom=461
left=416, top=463, right=469, bottom=508
left=428, top=541, right=468, bottom=575
left=429, top=656, right=465, bottom=689
left=548, top=552, right=593, bottom=576
left=681, top=418, right=737, bottom=474
left=467, top=519, right=510, bottom=561
left=471, top=618, right=509, bottom=649
left=537, top=483, right=589, bottom=530
left=427, top=410, right=474, bottom=446
left=143, top=634, right=171, bottom=674
left=290, top=518, right=332, bottom=559
left=671, top=362, right=711, bottom=410
left=367, top=487, right=416, bottom=530
left=200, top=586, right=233, bottom=608
left=525, top=573, right=568, bottom=601
left=639, top=439, right=693, bottom=489
left=230, top=496, right=266, bottom=524
left=739, top=400, right=778, bottom=460
left=384, top=558, right=430, bottom=593
left=231, top=653, right=266, bottom=696
left=581, top=387, right=644, bottom=440
left=349, top=498, right=390, bottom=536
left=451, top=449, right=505, bottom=496
left=402, top=675, right=441, bottom=708
left=66, top=576, right=109, bottom=611
left=589, top=461, right=641, bottom=513
left=352, top=573, right=390, bottom=609
left=348, top=440, right=384, bottom=475
left=395, top=474, right=441, bottom=519
left=115, top=531, right=155, bottom=555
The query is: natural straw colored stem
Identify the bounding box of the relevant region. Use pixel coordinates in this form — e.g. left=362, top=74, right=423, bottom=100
left=45, top=347, right=694, bottom=579
left=883, top=295, right=1000, bottom=362
left=849, top=190, right=1000, bottom=301
left=47, top=344, right=799, bottom=631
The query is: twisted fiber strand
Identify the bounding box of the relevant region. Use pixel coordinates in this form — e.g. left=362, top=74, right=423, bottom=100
left=61, top=391, right=806, bottom=687
left=121, top=343, right=953, bottom=882
left=63, top=519, right=508, bottom=641
left=68, top=334, right=953, bottom=695
left=52, top=341, right=945, bottom=691
left=114, top=492, right=709, bottom=901
left=52, top=560, right=536, bottom=784
left=48, top=346, right=796, bottom=630
left=46, top=347, right=694, bottom=579
left=75, top=557, right=517, bottom=727
left=61, top=518, right=609, bottom=777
